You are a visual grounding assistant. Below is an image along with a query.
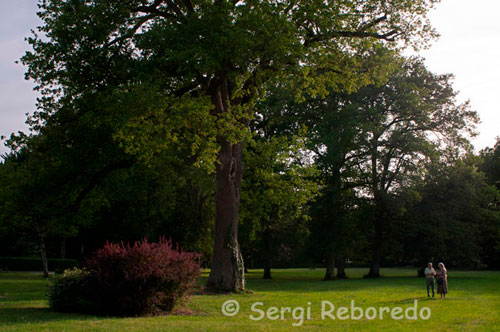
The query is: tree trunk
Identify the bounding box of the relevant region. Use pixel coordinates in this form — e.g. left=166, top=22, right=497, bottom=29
left=336, top=255, right=347, bottom=278
left=367, top=138, right=383, bottom=278
left=207, top=138, right=245, bottom=291
left=207, top=77, right=245, bottom=292
left=263, top=227, right=272, bottom=279
left=367, top=215, right=383, bottom=278
left=263, top=266, right=272, bottom=279
left=39, top=235, right=49, bottom=278
left=60, top=238, right=66, bottom=259
left=324, top=253, right=336, bottom=280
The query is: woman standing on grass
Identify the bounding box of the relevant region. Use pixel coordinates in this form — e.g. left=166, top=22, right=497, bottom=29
left=436, top=262, right=448, bottom=298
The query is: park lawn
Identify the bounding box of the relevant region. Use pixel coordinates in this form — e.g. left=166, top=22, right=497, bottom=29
left=1, top=268, right=500, bottom=332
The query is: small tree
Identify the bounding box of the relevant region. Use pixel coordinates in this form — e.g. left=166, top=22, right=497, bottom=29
left=0, top=148, right=80, bottom=277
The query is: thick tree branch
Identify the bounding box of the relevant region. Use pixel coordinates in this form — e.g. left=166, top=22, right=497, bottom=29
left=311, top=29, right=399, bottom=44
left=135, top=0, right=163, bottom=12
left=385, top=155, right=405, bottom=191
left=302, top=12, right=398, bottom=47
left=380, top=147, right=395, bottom=188
left=181, top=0, right=195, bottom=13
left=135, top=0, right=183, bottom=21
left=70, top=159, right=135, bottom=213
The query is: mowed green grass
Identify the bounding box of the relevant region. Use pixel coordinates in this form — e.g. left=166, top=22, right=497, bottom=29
left=1, top=268, right=500, bottom=331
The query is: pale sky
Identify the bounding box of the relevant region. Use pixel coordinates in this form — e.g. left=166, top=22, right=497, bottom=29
left=0, top=0, right=499, bottom=155
left=417, top=0, right=500, bottom=150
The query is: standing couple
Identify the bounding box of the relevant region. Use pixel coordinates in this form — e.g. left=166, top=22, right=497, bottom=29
left=424, top=262, right=448, bottom=298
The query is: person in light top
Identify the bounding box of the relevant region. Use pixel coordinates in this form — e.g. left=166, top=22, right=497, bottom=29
left=424, top=262, right=436, bottom=297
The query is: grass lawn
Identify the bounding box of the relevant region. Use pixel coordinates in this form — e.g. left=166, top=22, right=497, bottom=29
left=1, top=268, right=500, bottom=331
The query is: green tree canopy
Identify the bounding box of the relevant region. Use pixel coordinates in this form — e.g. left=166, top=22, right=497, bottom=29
left=18, top=0, right=439, bottom=291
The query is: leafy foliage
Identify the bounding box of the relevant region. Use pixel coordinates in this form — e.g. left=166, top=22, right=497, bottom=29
left=48, top=267, right=92, bottom=313
left=394, top=158, right=500, bottom=268
left=240, top=129, right=318, bottom=272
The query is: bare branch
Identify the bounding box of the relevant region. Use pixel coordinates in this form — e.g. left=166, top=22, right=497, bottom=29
left=106, top=14, right=155, bottom=47
left=308, top=29, right=399, bottom=45
left=303, top=13, right=398, bottom=46
left=359, top=14, right=388, bottom=31
left=166, top=0, right=185, bottom=20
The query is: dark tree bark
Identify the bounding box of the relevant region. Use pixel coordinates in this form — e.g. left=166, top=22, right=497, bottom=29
left=324, top=253, right=336, bottom=280
left=207, top=138, right=245, bottom=291
left=80, top=241, right=85, bottom=257
left=263, top=266, right=272, bottom=279
left=38, top=234, right=49, bottom=278
left=262, top=227, right=272, bottom=279
left=336, top=255, right=347, bottom=278
left=367, top=139, right=383, bottom=278
left=207, top=78, right=245, bottom=292
left=367, top=212, right=383, bottom=278
left=60, top=238, right=66, bottom=259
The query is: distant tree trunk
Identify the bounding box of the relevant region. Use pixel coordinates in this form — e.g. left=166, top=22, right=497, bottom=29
left=263, top=227, right=272, bottom=279
left=38, top=234, right=49, bottom=278
left=207, top=78, right=245, bottom=292
left=263, top=266, right=272, bottom=279
left=324, top=253, right=336, bottom=280
left=367, top=140, right=383, bottom=278
left=60, top=238, right=66, bottom=259
left=336, top=255, right=347, bottom=278
left=367, top=214, right=383, bottom=278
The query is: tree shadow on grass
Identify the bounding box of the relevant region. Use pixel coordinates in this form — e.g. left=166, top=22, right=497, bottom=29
left=198, top=271, right=496, bottom=295
left=0, top=273, right=49, bottom=280
left=0, top=307, right=102, bottom=326
left=244, top=276, right=425, bottom=293
left=374, top=296, right=438, bottom=306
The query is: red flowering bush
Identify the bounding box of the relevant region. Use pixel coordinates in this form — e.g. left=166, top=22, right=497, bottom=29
left=86, top=238, right=201, bottom=316
left=49, top=238, right=201, bottom=316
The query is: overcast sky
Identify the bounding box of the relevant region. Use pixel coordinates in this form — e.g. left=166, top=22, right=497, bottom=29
left=1, top=0, right=499, bottom=155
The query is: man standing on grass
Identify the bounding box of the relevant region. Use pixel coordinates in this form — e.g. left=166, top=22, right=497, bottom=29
left=425, top=262, right=436, bottom=297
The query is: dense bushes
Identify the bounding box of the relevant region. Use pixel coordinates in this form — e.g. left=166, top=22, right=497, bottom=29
left=48, top=268, right=92, bottom=312
left=0, top=257, right=78, bottom=273
left=48, top=238, right=201, bottom=316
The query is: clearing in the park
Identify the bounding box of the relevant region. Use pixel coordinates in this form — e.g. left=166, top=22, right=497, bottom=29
left=1, top=268, right=500, bottom=332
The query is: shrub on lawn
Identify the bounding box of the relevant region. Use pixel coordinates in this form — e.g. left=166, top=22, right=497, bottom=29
left=49, top=238, right=201, bottom=316
left=48, top=267, right=94, bottom=313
